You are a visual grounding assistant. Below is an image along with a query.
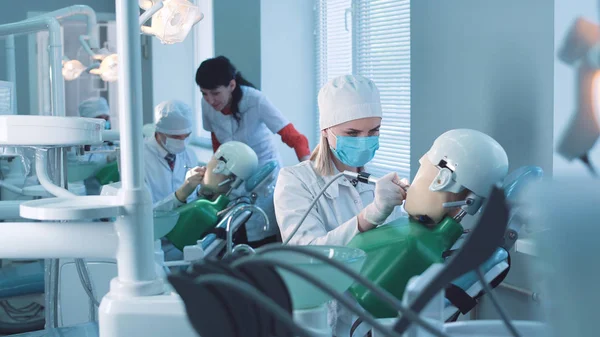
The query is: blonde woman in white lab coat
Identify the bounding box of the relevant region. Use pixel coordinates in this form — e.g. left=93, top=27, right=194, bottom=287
left=274, top=75, right=409, bottom=335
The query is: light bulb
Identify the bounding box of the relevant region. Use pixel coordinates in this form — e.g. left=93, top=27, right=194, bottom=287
left=62, top=59, right=87, bottom=81
left=142, top=0, right=203, bottom=45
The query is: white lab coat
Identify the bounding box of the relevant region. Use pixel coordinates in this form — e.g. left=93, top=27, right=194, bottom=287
left=274, top=160, right=404, bottom=335
left=143, top=136, right=199, bottom=208
left=144, top=136, right=199, bottom=260
left=202, top=86, right=288, bottom=241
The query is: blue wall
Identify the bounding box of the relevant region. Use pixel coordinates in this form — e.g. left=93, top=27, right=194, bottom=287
left=411, top=0, right=555, bottom=177
left=261, top=0, right=316, bottom=167
left=213, top=0, right=261, bottom=89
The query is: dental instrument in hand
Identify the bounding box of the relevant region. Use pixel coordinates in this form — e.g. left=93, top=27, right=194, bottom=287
left=283, top=170, right=386, bottom=245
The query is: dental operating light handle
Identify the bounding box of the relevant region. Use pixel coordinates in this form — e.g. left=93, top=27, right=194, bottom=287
left=250, top=245, right=451, bottom=337
left=188, top=275, right=313, bottom=337
left=235, top=258, right=404, bottom=337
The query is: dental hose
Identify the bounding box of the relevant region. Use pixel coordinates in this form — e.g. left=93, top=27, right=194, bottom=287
left=232, top=257, right=405, bottom=337
left=283, top=171, right=379, bottom=244
left=75, top=258, right=100, bottom=323
left=247, top=245, right=452, bottom=337
left=187, top=275, right=313, bottom=337
left=476, top=268, right=522, bottom=337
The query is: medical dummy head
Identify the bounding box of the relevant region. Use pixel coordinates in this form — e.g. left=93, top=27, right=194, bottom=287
left=78, top=97, right=111, bottom=129
left=404, top=129, right=509, bottom=226
left=154, top=100, right=193, bottom=154
left=199, top=141, right=259, bottom=198
left=195, top=56, right=256, bottom=114
left=312, top=75, right=383, bottom=176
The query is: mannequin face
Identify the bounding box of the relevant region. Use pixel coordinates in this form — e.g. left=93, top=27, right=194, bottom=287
left=199, top=156, right=233, bottom=198
left=404, top=155, right=468, bottom=225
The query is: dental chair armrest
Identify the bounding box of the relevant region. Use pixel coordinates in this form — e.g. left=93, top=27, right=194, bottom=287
left=443, top=248, right=511, bottom=317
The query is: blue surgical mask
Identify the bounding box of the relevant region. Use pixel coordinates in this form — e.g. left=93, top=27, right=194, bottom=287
left=105, top=120, right=111, bottom=130
left=330, top=133, right=379, bottom=167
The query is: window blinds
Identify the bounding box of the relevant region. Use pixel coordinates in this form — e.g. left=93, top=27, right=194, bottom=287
left=355, top=0, right=411, bottom=180
left=315, top=0, right=411, bottom=179
left=315, top=0, right=353, bottom=141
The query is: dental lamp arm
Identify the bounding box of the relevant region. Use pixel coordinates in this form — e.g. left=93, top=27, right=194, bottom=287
left=139, top=1, right=164, bottom=27
left=79, top=36, right=96, bottom=58
left=42, top=5, right=100, bottom=49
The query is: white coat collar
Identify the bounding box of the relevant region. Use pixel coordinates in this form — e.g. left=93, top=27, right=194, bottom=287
left=148, top=136, right=169, bottom=158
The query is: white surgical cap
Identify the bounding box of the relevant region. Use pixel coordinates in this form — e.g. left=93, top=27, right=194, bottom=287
left=318, top=75, right=382, bottom=130
left=154, top=100, right=193, bottom=135
left=78, top=97, right=110, bottom=118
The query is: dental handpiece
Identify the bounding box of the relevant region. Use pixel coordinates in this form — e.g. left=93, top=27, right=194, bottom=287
left=343, top=171, right=379, bottom=185
left=343, top=171, right=410, bottom=191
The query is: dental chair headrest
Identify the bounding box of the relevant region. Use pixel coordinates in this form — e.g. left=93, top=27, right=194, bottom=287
left=245, top=161, right=278, bottom=194
left=502, top=166, right=544, bottom=201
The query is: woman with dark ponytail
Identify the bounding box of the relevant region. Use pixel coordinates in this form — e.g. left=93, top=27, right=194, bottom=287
left=195, top=55, right=310, bottom=247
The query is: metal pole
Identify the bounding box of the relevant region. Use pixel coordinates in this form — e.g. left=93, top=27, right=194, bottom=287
left=112, top=0, right=160, bottom=294
left=5, top=35, right=16, bottom=112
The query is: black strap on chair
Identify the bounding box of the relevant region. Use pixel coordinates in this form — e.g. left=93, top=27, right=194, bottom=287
left=444, top=254, right=512, bottom=315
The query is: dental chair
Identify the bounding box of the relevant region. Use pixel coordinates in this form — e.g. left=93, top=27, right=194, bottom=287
left=180, top=160, right=279, bottom=260
left=442, top=166, right=543, bottom=322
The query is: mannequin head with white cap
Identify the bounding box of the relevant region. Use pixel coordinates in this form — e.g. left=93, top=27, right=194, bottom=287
left=78, top=97, right=111, bottom=130
left=154, top=100, right=193, bottom=155
left=404, top=129, right=509, bottom=226
left=312, top=75, right=383, bottom=176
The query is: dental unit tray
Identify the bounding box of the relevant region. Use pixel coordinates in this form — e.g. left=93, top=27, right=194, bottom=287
left=0, top=115, right=104, bottom=147
left=20, top=196, right=121, bottom=220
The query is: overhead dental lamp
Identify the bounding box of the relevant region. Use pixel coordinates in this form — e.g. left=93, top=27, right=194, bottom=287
left=556, top=17, right=600, bottom=176
left=89, top=54, right=119, bottom=82
left=62, top=59, right=88, bottom=81
left=139, top=0, right=204, bottom=45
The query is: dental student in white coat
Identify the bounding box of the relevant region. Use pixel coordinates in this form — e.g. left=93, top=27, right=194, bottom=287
left=274, top=75, right=409, bottom=335
left=144, top=100, right=206, bottom=260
